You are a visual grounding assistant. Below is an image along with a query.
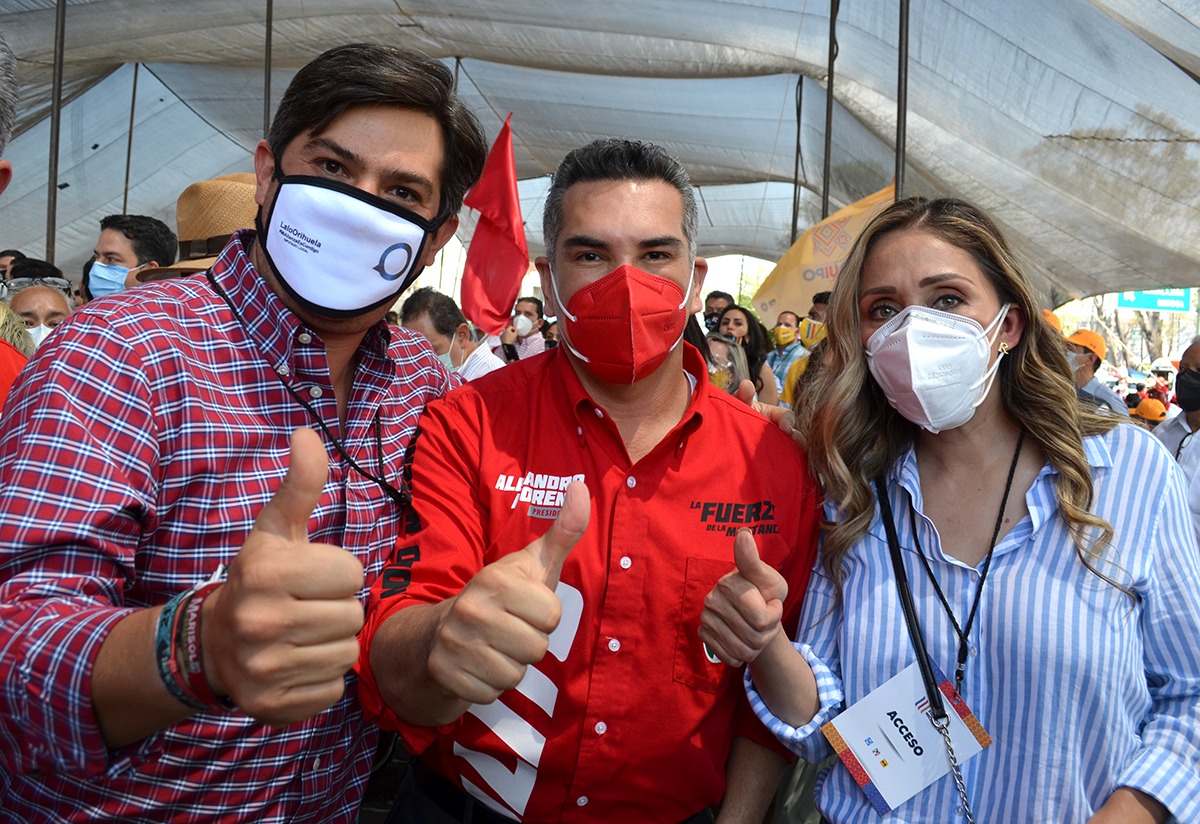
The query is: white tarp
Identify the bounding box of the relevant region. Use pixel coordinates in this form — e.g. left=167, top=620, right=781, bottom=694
left=1, top=0, right=1198, bottom=304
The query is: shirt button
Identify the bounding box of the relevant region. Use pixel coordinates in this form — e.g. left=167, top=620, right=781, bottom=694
left=276, top=365, right=290, bottom=377
left=956, top=806, right=965, bottom=816
left=593, top=408, right=604, bottom=418
left=594, top=721, right=607, bottom=735
left=576, top=796, right=588, bottom=807
left=313, top=756, right=322, bottom=770
left=619, top=556, right=632, bottom=569
left=969, top=645, right=978, bottom=657
left=608, top=638, right=620, bottom=652
left=308, top=386, right=324, bottom=399
left=297, top=332, right=313, bottom=344
left=576, top=426, right=583, bottom=436
left=626, top=476, right=636, bottom=489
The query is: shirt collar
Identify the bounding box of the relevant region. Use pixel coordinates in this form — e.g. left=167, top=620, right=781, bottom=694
left=209, top=230, right=392, bottom=371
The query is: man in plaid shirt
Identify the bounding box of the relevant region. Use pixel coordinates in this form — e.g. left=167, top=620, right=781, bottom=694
left=0, top=43, right=486, bottom=822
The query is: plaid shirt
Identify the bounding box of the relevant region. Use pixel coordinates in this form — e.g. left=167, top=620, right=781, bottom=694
left=0, top=231, right=451, bottom=822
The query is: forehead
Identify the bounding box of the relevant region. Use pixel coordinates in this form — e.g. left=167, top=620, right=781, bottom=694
left=514, top=301, right=539, bottom=315
left=288, top=105, right=446, bottom=188
left=401, top=312, right=446, bottom=341
left=11, top=286, right=70, bottom=313
left=1182, top=346, right=1200, bottom=366
left=95, top=228, right=136, bottom=255
left=558, top=178, right=686, bottom=244
left=861, top=228, right=990, bottom=295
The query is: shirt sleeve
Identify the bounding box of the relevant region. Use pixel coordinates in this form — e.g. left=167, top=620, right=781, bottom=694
left=0, top=317, right=157, bottom=776
left=745, top=557, right=845, bottom=763
left=356, top=389, right=488, bottom=751
left=1114, top=460, right=1200, bottom=821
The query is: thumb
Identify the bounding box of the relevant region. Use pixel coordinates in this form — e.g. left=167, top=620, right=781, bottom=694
left=252, top=427, right=329, bottom=543
left=529, top=480, right=590, bottom=587
left=733, top=379, right=756, bottom=406
left=734, top=528, right=787, bottom=602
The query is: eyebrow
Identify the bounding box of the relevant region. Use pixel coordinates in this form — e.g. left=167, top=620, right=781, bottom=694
left=860, top=272, right=965, bottom=298
left=302, top=136, right=436, bottom=199
left=561, top=234, right=685, bottom=250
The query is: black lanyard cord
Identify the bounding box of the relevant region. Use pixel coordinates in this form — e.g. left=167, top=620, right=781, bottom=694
left=909, top=431, right=1025, bottom=692
left=206, top=269, right=410, bottom=508
left=876, top=476, right=949, bottom=724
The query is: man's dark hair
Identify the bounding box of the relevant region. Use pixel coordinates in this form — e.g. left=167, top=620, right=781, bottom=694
left=543, top=138, right=698, bottom=263
left=515, top=295, right=544, bottom=320
left=268, top=43, right=488, bottom=226
left=0, top=248, right=26, bottom=263
left=99, top=214, right=178, bottom=267
left=811, top=291, right=832, bottom=305
left=0, top=34, right=16, bottom=156
left=706, top=290, right=734, bottom=305
left=8, top=257, right=63, bottom=281
left=400, top=286, right=466, bottom=337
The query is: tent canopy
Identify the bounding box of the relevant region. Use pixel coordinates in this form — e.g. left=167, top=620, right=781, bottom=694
left=2, top=0, right=1199, bottom=305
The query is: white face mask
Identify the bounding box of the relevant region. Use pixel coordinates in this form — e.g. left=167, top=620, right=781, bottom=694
left=259, top=174, right=439, bottom=318
left=27, top=324, right=54, bottom=348
left=513, top=314, right=534, bottom=338
left=866, top=304, right=1011, bottom=433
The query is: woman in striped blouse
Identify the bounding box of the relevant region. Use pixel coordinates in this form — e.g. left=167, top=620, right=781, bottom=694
left=702, top=197, right=1200, bottom=823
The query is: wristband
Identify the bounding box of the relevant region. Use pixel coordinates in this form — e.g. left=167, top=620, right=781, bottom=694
left=173, top=582, right=235, bottom=710
left=155, top=589, right=210, bottom=711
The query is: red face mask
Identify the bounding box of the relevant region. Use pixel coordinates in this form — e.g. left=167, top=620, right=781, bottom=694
left=553, top=263, right=693, bottom=384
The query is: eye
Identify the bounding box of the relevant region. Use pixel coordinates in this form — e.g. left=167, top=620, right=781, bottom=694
left=865, top=301, right=898, bottom=321
left=317, top=159, right=345, bottom=176
left=932, top=294, right=963, bottom=310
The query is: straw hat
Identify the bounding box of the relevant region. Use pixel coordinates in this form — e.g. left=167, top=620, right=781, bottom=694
left=136, top=173, right=258, bottom=282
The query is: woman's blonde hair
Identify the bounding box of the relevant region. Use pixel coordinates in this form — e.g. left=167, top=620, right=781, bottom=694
left=804, top=197, right=1123, bottom=590
left=0, top=302, right=33, bottom=357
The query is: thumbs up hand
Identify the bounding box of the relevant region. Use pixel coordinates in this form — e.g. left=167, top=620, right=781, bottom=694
left=200, top=427, right=366, bottom=726
left=699, top=528, right=789, bottom=667
left=428, top=481, right=590, bottom=705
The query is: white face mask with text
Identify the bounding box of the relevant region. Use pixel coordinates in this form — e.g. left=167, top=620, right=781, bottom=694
left=258, top=173, right=439, bottom=318
left=866, top=304, right=1010, bottom=433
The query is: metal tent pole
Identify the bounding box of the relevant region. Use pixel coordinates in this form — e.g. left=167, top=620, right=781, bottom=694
left=46, top=0, right=67, bottom=263
left=263, top=0, right=274, bottom=138
left=821, top=0, right=839, bottom=219
left=895, top=0, right=910, bottom=200
left=121, top=63, right=140, bottom=214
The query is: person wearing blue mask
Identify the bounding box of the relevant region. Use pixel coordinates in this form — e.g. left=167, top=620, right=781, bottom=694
left=84, top=213, right=178, bottom=301
left=401, top=286, right=505, bottom=382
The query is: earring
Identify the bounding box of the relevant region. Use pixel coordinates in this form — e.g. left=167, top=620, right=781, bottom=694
left=998, top=342, right=1010, bottom=354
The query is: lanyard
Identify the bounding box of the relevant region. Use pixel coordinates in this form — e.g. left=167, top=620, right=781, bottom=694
left=206, top=269, right=411, bottom=508
left=908, top=431, right=1024, bottom=692
left=873, top=432, right=1024, bottom=824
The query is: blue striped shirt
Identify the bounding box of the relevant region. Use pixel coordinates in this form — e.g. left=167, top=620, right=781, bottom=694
left=749, top=422, right=1200, bottom=822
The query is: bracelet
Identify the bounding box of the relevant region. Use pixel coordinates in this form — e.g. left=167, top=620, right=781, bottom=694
left=154, top=589, right=210, bottom=711
left=173, top=582, right=235, bottom=710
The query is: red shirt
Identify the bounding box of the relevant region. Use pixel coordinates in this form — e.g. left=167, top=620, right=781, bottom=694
left=0, top=232, right=452, bottom=822
left=358, top=345, right=821, bottom=822
left=0, top=337, right=27, bottom=413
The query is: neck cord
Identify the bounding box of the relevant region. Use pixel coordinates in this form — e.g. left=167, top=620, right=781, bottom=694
left=206, top=269, right=410, bottom=508
left=909, top=431, right=1024, bottom=692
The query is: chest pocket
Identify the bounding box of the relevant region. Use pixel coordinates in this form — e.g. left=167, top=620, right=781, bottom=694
left=672, top=555, right=736, bottom=693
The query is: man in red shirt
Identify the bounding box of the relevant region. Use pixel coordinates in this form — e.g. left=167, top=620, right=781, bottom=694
left=358, top=139, right=822, bottom=822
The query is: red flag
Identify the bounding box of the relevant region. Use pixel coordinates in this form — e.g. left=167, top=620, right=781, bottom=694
left=461, top=114, right=529, bottom=335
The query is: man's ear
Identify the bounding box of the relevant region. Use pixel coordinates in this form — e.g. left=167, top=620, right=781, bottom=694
left=423, top=214, right=459, bottom=267
left=252, top=141, right=276, bottom=208
left=454, top=321, right=471, bottom=347
left=535, top=256, right=557, bottom=315
left=688, top=257, right=708, bottom=316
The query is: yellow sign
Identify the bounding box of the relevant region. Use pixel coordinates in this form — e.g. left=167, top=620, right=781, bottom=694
left=752, top=183, right=894, bottom=321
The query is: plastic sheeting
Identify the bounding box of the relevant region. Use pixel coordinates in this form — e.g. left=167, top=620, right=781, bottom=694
left=1, top=0, right=1198, bottom=304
